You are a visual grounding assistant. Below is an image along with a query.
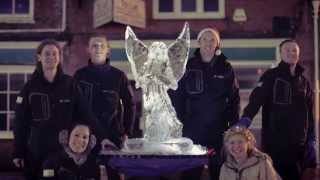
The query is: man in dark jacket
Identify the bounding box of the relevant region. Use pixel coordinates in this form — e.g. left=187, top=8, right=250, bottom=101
left=74, top=35, right=136, bottom=148
left=12, top=39, right=94, bottom=180
left=238, top=39, right=316, bottom=180
left=169, top=28, right=240, bottom=180
left=74, top=35, right=136, bottom=180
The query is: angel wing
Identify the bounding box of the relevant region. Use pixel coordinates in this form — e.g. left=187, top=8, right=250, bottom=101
left=168, top=23, right=190, bottom=83
left=125, top=26, right=149, bottom=88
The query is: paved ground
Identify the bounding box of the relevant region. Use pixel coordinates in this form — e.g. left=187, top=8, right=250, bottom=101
left=2, top=167, right=320, bottom=180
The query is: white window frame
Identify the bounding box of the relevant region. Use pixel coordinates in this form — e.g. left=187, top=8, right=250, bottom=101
left=0, top=66, right=34, bottom=139
left=152, top=0, right=225, bottom=19
left=0, top=41, right=38, bottom=139
left=0, top=41, right=66, bottom=139
left=0, top=0, right=35, bottom=24
left=221, top=38, right=285, bottom=67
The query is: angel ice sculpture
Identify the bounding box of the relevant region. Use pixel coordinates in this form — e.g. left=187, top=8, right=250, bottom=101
left=125, top=23, right=190, bottom=142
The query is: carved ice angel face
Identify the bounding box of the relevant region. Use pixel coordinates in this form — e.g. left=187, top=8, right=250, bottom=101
left=146, top=42, right=169, bottom=77
left=148, top=42, right=168, bottom=63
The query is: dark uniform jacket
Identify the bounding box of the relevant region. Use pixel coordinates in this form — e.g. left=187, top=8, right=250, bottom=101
left=13, top=65, right=93, bottom=161
left=242, top=61, right=315, bottom=155
left=41, top=150, right=100, bottom=180
left=169, top=49, right=240, bottom=150
left=74, top=61, right=135, bottom=147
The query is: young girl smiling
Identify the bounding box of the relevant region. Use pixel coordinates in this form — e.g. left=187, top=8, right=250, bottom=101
left=219, top=127, right=281, bottom=180
left=41, top=123, right=107, bottom=180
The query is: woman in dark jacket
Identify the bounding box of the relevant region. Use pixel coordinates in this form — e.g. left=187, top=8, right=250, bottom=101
left=13, top=39, right=94, bottom=180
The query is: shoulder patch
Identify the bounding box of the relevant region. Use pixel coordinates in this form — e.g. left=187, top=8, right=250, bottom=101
left=16, top=96, right=23, bottom=104
left=43, top=169, right=54, bottom=177
left=213, top=75, right=225, bottom=79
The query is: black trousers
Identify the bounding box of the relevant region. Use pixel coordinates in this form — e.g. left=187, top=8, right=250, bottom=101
left=208, top=154, right=222, bottom=180
left=268, top=146, right=304, bottom=180
left=107, top=166, right=121, bottom=180
left=23, top=153, right=43, bottom=180
left=273, top=161, right=302, bottom=180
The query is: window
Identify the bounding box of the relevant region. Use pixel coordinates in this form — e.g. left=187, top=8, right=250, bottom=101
left=0, top=0, right=34, bottom=23
left=0, top=66, right=34, bottom=139
left=153, top=0, right=225, bottom=19
left=0, top=41, right=65, bottom=139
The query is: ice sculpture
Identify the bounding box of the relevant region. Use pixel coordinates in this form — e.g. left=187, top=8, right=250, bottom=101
left=122, top=23, right=206, bottom=155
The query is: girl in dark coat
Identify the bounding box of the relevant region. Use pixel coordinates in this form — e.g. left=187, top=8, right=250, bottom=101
left=41, top=123, right=107, bottom=180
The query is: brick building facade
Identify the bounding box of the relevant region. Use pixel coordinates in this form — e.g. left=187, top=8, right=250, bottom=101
left=0, top=0, right=317, bottom=172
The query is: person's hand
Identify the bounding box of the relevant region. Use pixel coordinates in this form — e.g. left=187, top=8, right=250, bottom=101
left=122, top=134, right=128, bottom=143
left=303, top=139, right=317, bottom=169
left=99, top=165, right=108, bottom=180
left=234, top=117, right=251, bottom=128
left=101, top=138, right=119, bottom=151
left=13, top=158, right=24, bottom=168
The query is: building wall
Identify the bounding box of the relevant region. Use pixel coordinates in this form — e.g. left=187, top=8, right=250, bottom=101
left=64, top=0, right=315, bottom=83
left=0, top=0, right=315, bottom=130
left=62, top=0, right=315, bottom=132
left=0, top=0, right=63, bottom=30
left=0, top=0, right=317, bottom=172
left=0, top=0, right=314, bottom=78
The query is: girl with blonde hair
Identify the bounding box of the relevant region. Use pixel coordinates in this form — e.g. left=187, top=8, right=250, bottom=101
left=220, top=126, right=281, bottom=180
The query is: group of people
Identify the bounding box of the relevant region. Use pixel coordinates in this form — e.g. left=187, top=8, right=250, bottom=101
left=11, top=26, right=316, bottom=180
left=12, top=36, right=135, bottom=180
left=169, top=28, right=316, bottom=180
